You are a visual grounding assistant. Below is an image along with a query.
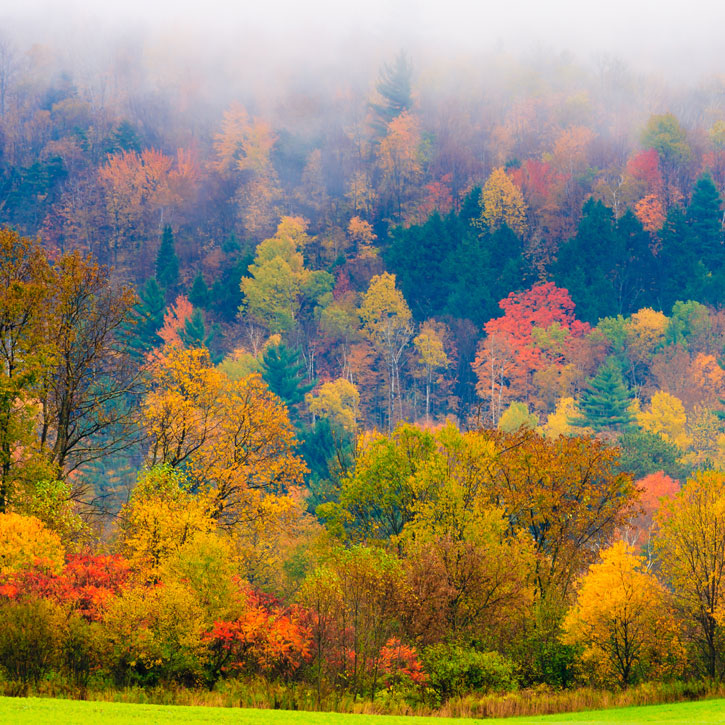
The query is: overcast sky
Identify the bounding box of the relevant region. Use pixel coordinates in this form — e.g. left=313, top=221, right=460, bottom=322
left=3, top=0, right=725, bottom=81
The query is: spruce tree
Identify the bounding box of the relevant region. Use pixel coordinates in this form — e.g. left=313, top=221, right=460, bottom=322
left=123, top=277, right=166, bottom=359
left=179, top=308, right=221, bottom=362
left=188, top=271, right=210, bottom=309
left=571, top=358, right=634, bottom=433
left=260, top=343, right=315, bottom=414
left=370, top=52, right=413, bottom=134
left=687, top=173, right=723, bottom=272
left=155, top=225, right=179, bottom=292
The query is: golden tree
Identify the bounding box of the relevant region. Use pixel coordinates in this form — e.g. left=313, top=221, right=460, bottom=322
left=142, top=346, right=307, bottom=528
left=359, top=273, right=413, bottom=430
left=563, top=541, right=681, bottom=687
left=478, top=167, right=528, bottom=237
left=655, top=471, right=725, bottom=677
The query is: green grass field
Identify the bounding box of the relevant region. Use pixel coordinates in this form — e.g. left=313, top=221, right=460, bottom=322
left=1, top=696, right=724, bottom=724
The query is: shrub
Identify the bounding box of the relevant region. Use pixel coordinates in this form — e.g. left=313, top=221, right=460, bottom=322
left=422, top=644, right=517, bottom=702
left=0, top=597, right=63, bottom=685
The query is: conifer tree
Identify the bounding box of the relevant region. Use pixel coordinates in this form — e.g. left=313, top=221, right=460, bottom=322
left=370, top=52, right=413, bottom=134
left=686, top=173, right=723, bottom=272
left=178, top=308, right=221, bottom=363
left=188, top=271, right=210, bottom=308
left=571, top=358, right=634, bottom=433
left=123, top=277, right=166, bottom=359
left=260, top=343, right=315, bottom=414
left=155, top=225, right=179, bottom=292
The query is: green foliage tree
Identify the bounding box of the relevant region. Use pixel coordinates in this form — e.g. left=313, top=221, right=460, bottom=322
left=571, top=358, right=634, bottom=433
left=188, top=271, right=210, bottom=309
left=123, top=277, right=166, bottom=359
left=155, top=225, right=179, bottom=294
left=370, top=51, right=413, bottom=134
left=260, top=343, right=314, bottom=415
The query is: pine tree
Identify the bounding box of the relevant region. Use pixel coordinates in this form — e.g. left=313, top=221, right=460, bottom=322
left=571, top=358, right=634, bottom=433
left=123, top=278, right=166, bottom=359
left=370, top=52, right=413, bottom=134
left=188, top=271, right=210, bottom=308
left=156, top=225, right=179, bottom=292
left=260, top=343, right=315, bottom=414
left=687, top=173, right=723, bottom=272
left=178, top=308, right=221, bottom=362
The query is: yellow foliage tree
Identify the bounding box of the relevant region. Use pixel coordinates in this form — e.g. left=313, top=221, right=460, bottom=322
left=636, top=391, right=691, bottom=449
left=118, top=466, right=216, bottom=579
left=626, top=308, right=668, bottom=369
left=563, top=541, right=682, bottom=686
left=141, top=346, right=307, bottom=529
left=0, top=512, right=64, bottom=577
left=655, top=471, right=725, bottom=677
left=478, top=167, right=528, bottom=237
left=543, top=396, right=584, bottom=437
left=413, top=321, right=450, bottom=424
left=307, top=378, right=360, bottom=433
left=359, top=273, right=413, bottom=430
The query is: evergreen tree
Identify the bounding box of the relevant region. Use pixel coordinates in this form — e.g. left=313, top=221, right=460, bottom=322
left=155, top=225, right=179, bottom=293
left=617, top=430, right=689, bottom=481
left=178, top=308, right=221, bottom=363
left=656, top=205, right=705, bottom=309
left=260, top=343, right=315, bottom=414
left=686, top=173, right=724, bottom=303
left=122, top=277, right=166, bottom=359
left=188, top=271, right=210, bottom=309
left=370, top=52, right=413, bottom=134
left=571, top=358, right=634, bottom=433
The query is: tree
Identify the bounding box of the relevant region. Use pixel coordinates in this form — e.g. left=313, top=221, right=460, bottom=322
left=359, top=273, right=413, bottom=430
left=641, top=113, right=691, bottom=207
left=123, top=278, right=166, bottom=360
left=39, top=252, right=139, bottom=476
left=498, top=402, right=538, bottom=432
left=240, top=217, right=332, bottom=335
left=413, top=321, right=449, bottom=423
left=655, top=471, right=725, bottom=678
left=118, top=466, right=216, bottom=580
left=320, top=423, right=438, bottom=543
left=155, top=225, right=179, bottom=293
left=571, top=358, right=634, bottom=433
left=178, top=308, right=221, bottom=362
left=687, top=173, right=723, bottom=279
left=563, top=541, right=680, bottom=687
left=635, top=391, right=690, bottom=449
left=370, top=52, right=413, bottom=134
left=213, top=104, right=281, bottom=238
left=377, top=111, right=423, bottom=223
left=485, top=430, right=635, bottom=599
left=0, top=513, right=65, bottom=577
left=474, top=283, right=589, bottom=414
left=0, top=229, right=54, bottom=512
left=307, top=378, right=360, bottom=433
left=260, top=343, right=315, bottom=416
left=188, top=271, right=210, bottom=309
left=478, top=167, right=527, bottom=238
left=142, top=346, right=306, bottom=527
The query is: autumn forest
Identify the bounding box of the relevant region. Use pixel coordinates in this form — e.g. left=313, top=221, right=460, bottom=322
left=3, top=5, right=725, bottom=718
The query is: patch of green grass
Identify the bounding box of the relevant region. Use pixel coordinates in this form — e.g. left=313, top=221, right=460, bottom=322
left=1, top=696, right=724, bottom=724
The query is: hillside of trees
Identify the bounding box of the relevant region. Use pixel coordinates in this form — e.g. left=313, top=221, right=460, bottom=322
left=3, top=28, right=725, bottom=715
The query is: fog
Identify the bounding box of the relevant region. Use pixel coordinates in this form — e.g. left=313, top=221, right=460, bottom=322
left=4, top=0, right=725, bottom=84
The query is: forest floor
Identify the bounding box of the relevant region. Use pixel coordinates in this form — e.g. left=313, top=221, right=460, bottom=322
left=1, top=695, right=724, bottom=724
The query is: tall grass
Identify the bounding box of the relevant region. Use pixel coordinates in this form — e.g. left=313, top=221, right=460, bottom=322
left=2, top=677, right=724, bottom=719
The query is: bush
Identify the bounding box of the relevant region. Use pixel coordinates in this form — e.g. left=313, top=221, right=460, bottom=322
left=422, top=644, right=517, bottom=702
left=62, top=615, right=106, bottom=689
left=0, top=597, right=63, bottom=686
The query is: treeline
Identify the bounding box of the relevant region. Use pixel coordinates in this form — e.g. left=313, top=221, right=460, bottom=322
left=2, top=230, right=725, bottom=713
